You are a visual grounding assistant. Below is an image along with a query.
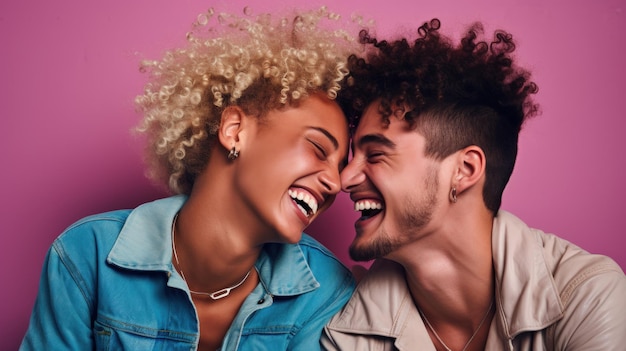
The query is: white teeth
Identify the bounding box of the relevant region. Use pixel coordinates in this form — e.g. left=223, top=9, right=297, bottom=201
left=354, top=200, right=383, bottom=212
left=296, top=204, right=308, bottom=217
left=289, top=189, right=319, bottom=217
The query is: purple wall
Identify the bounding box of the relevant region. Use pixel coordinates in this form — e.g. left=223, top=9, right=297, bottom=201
left=2, top=0, right=625, bottom=347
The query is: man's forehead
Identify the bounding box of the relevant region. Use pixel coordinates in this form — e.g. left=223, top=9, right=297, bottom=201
left=355, top=106, right=408, bottom=134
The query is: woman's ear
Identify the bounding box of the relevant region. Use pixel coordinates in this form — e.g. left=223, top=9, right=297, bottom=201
left=218, top=106, right=247, bottom=151
left=453, top=145, right=486, bottom=195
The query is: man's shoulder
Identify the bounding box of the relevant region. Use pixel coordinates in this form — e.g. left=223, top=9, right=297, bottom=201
left=496, top=210, right=624, bottom=296
left=541, top=232, right=626, bottom=304
left=527, top=224, right=625, bottom=298
left=536, top=232, right=626, bottom=348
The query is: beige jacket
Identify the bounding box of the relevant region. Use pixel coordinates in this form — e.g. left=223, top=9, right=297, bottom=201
left=322, top=211, right=626, bottom=350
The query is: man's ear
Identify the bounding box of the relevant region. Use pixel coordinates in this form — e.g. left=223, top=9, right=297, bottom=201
left=218, top=106, right=247, bottom=150
left=453, top=145, right=486, bottom=195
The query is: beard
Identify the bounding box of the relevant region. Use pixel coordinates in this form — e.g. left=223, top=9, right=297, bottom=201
left=349, top=230, right=396, bottom=261
left=349, top=165, right=439, bottom=262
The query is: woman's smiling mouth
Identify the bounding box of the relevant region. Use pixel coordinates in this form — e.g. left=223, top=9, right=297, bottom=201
left=289, top=188, right=319, bottom=218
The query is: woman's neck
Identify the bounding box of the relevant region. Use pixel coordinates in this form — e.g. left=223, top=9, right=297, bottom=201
left=173, top=190, right=263, bottom=294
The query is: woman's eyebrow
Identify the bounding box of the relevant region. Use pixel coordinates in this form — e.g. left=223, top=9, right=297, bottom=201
left=308, top=126, right=339, bottom=150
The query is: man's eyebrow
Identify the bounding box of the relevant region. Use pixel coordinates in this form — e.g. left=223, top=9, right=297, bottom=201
left=309, top=126, right=339, bottom=149
left=356, top=133, right=396, bottom=149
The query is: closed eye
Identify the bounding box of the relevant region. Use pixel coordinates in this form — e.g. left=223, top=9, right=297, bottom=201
left=310, top=140, right=328, bottom=159
left=366, top=152, right=385, bottom=163
left=356, top=133, right=395, bottom=164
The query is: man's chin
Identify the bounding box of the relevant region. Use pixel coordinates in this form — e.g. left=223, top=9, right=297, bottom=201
left=349, top=251, right=376, bottom=262
left=349, top=241, right=391, bottom=262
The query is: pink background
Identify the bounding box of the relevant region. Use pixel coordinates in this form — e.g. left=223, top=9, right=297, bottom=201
left=2, top=0, right=625, bottom=347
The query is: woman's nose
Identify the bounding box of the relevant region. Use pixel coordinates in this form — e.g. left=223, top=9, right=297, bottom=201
left=319, top=165, right=341, bottom=195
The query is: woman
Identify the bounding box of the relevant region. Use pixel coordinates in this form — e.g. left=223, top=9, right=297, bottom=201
left=21, top=7, right=361, bottom=350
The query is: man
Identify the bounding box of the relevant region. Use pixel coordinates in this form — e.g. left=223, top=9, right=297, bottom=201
left=323, top=19, right=626, bottom=350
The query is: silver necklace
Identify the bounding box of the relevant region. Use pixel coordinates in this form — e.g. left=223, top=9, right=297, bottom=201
left=171, top=213, right=252, bottom=300
left=418, top=299, right=494, bottom=351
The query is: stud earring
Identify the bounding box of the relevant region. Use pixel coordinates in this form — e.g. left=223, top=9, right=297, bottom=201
left=449, top=187, right=457, bottom=203
left=227, top=147, right=239, bottom=160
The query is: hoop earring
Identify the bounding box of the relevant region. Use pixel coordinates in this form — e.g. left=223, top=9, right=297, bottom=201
left=227, top=147, right=239, bottom=160
left=449, top=187, right=457, bottom=203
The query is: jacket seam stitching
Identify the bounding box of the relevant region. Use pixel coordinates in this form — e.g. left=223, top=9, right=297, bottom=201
left=559, top=263, right=618, bottom=305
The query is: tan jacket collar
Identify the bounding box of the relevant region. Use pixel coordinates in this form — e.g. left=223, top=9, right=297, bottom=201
left=491, top=211, right=564, bottom=338
left=327, top=211, right=564, bottom=346
left=326, top=258, right=435, bottom=349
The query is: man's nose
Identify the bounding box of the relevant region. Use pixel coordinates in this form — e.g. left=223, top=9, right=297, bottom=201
left=340, top=159, right=365, bottom=193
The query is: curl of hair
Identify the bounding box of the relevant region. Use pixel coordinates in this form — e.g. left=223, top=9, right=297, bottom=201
left=339, top=19, right=540, bottom=213
left=135, top=6, right=364, bottom=194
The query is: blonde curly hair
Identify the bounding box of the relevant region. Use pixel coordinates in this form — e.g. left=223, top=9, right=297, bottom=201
left=135, top=6, right=364, bottom=194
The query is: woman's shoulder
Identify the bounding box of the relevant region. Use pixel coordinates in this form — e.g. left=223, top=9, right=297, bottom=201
left=50, top=209, right=132, bottom=267
left=56, top=209, right=132, bottom=245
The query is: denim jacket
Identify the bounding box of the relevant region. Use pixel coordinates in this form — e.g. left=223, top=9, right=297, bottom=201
left=21, top=195, right=355, bottom=350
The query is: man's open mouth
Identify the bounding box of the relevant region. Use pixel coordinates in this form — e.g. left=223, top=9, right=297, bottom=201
left=354, top=200, right=383, bottom=220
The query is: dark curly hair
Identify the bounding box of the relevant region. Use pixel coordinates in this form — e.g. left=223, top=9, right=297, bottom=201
left=338, top=19, right=539, bottom=214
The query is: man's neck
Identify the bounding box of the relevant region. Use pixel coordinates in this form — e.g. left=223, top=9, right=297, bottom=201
left=391, top=206, right=495, bottom=323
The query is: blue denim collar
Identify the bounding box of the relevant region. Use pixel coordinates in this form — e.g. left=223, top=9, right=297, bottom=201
left=107, top=195, right=319, bottom=296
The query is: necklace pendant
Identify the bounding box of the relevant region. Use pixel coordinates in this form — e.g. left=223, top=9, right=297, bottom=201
left=210, top=288, right=232, bottom=300
left=172, top=213, right=253, bottom=300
